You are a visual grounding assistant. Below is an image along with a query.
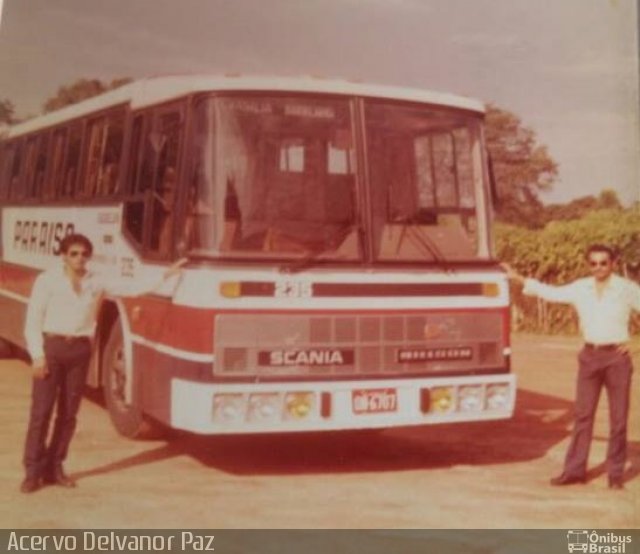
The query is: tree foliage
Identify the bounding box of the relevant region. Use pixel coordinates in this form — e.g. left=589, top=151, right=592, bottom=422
left=485, top=104, right=559, bottom=228
left=43, top=77, right=132, bottom=113
left=540, top=189, right=623, bottom=224
left=0, top=99, right=16, bottom=125
left=496, top=205, right=640, bottom=333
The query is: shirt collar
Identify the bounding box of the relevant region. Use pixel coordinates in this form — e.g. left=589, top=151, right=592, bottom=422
left=587, top=273, right=621, bottom=291
left=57, top=262, right=94, bottom=281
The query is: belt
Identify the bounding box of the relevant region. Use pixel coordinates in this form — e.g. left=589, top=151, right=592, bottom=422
left=43, top=333, right=90, bottom=343
left=584, top=343, right=621, bottom=351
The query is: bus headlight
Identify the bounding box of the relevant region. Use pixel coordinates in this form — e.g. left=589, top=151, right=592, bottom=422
left=212, top=393, right=246, bottom=422
left=284, top=392, right=315, bottom=420
left=247, top=393, right=281, bottom=422
left=458, top=385, right=483, bottom=412
left=486, top=383, right=510, bottom=410
left=430, top=387, right=454, bottom=413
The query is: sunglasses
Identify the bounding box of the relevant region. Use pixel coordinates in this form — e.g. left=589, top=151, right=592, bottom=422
left=588, top=260, right=610, bottom=268
left=67, top=250, right=91, bottom=259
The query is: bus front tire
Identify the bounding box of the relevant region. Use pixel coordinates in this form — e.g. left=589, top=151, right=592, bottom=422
left=102, top=320, right=158, bottom=440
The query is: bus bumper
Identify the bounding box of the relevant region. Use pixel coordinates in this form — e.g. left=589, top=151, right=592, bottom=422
left=169, top=373, right=516, bottom=434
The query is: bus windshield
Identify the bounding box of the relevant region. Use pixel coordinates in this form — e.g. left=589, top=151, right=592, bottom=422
left=366, top=100, right=488, bottom=262
left=186, top=94, right=490, bottom=263
left=188, top=95, right=361, bottom=261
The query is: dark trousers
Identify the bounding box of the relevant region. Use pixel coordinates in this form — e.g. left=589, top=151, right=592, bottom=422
left=563, top=347, right=633, bottom=480
left=23, top=336, right=91, bottom=480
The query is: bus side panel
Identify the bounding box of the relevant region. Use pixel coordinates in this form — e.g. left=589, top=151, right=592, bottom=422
left=121, top=296, right=215, bottom=357
left=0, top=261, right=37, bottom=352
left=0, top=293, right=27, bottom=349
left=133, top=343, right=212, bottom=426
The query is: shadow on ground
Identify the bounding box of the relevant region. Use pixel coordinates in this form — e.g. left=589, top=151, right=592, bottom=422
left=73, top=387, right=640, bottom=482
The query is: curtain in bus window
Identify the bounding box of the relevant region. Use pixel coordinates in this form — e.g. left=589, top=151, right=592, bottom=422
left=0, top=142, right=16, bottom=199
left=47, top=128, right=68, bottom=200
left=21, top=137, right=40, bottom=200
left=84, top=117, right=107, bottom=197
left=149, top=111, right=182, bottom=256
left=0, top=145, right=4, bottom=199
left=33, top=134, right=50, bottom=199
left=83, top=111, right=125, bottom=197
left=185, top=101, right=215, bottom=251
left=188, top=96, right=358, bottom=260
left=216, top=99, right=257, bottom=249
left=9, top=141, right=23, bottom=199
left=101, top=112, right=125, bottom=195
left=62, top=125, right=82, bottom=198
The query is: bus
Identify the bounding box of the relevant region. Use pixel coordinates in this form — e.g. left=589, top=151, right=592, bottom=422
left=0, top=75, right=516, bottom=437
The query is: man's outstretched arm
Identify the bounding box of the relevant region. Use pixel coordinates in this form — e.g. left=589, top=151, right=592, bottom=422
left=501, top=263, right=579, bottom=304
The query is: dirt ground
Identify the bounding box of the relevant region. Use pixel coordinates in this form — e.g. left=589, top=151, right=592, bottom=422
left=1, top=334, right=638, bottom=529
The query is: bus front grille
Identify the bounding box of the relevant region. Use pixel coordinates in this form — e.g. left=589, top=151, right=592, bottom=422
left=213, top=312, right=505, bottom=377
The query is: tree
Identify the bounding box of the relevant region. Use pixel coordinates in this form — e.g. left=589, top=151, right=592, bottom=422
left=485, top=104, right=559, bottom=228
left=540, top=189, right=623, bottom=223
left=496, top=204, right=640, bottom=333
left=43, top=77, right=132, bottom=113
left=0, top=99, right=16, bottom=125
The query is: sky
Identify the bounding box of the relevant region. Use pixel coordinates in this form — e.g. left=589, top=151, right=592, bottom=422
left=0, top=0, right=638, bottom=205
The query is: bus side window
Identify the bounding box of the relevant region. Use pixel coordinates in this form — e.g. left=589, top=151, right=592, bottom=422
left=83, top=116, right=107, bottom=197
left=32, top=133, right=50, bottom=199
left=123, top=114, right=147, bottom=245
left=127, top=114, right=145, bottom=194
left=101, top=110, right=125, bottom=196
left=149, top=110, right=182, bottom=257
left=47, top=128, right=68, bottom=201
left=62, top=124, right=82, bottom=198
left=124, top=104, right=184, bottom=259
left=82, top=108, right=125, bottom=198
left=8, top=141, right=23, bottom=199
left=0, top=143, right=6, bottom=200
left=21, top=137, right=39, bottom=200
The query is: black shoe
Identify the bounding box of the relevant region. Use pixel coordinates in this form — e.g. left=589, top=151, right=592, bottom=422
left=608, top=478, right=624, bottom=490
left=550, top=473, right=586, bottom=486
left=20, top=478, right=40, bottom=494
left=43, top=468, right=77, bottom=488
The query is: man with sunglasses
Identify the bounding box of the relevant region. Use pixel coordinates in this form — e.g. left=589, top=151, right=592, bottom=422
left=503, top=244, right=640, bottom=490
left=21, top=233, right=185, bottom=493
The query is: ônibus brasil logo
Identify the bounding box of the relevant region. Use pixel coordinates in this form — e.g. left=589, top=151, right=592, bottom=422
left=567, top=531, right=632, bottom=554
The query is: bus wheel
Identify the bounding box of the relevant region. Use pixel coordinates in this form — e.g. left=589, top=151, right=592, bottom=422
left=102, top=319, right=156, bottom=439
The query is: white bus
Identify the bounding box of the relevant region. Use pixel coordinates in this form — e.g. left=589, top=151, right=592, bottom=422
left=0, top=75, right=515, bottom=437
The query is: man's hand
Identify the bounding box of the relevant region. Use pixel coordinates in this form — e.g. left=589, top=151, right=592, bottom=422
left=32, top=357, right=48, bottom=380
left=500, top=263, right=525, bottom=285
left=163, top=258, right=189, bottom=280
left=616, top=343, right=630, bottom=356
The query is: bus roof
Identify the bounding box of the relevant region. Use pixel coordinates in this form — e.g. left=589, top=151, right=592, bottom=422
left=7, top=74, right=486, bottom=138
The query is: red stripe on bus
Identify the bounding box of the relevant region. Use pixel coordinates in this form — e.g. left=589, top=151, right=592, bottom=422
left=0, top=262, right=40, bottom=298
left=1, top=262, right=510, bottom=355
left=120, top=298, right=509, bottom=356
left=122, top=296, right=215, bottom=354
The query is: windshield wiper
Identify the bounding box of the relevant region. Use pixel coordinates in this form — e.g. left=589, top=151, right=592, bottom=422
left=280, top=222, right=361, bottom=274
left=391, top=213, right=449, bottom=266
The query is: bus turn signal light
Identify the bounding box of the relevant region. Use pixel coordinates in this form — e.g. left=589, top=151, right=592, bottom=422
left=482, top=283, right=499, bottom=297
left=220, top=281, right=242, bottom=298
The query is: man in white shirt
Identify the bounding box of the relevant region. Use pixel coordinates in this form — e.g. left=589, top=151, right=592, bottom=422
left=21, top=233, right=185, bottom=493
left=504, top=244, right=640, bottom=490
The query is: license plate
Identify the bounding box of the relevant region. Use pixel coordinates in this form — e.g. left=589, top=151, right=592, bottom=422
left=352, top=388, right=398, bottom=414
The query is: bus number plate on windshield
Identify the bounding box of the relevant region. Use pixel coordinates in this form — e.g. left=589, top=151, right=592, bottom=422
left=352, top=388, right=398, bottom=414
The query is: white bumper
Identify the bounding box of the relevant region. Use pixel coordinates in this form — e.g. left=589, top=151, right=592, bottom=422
left=170, top=373, right=516, bottom=434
